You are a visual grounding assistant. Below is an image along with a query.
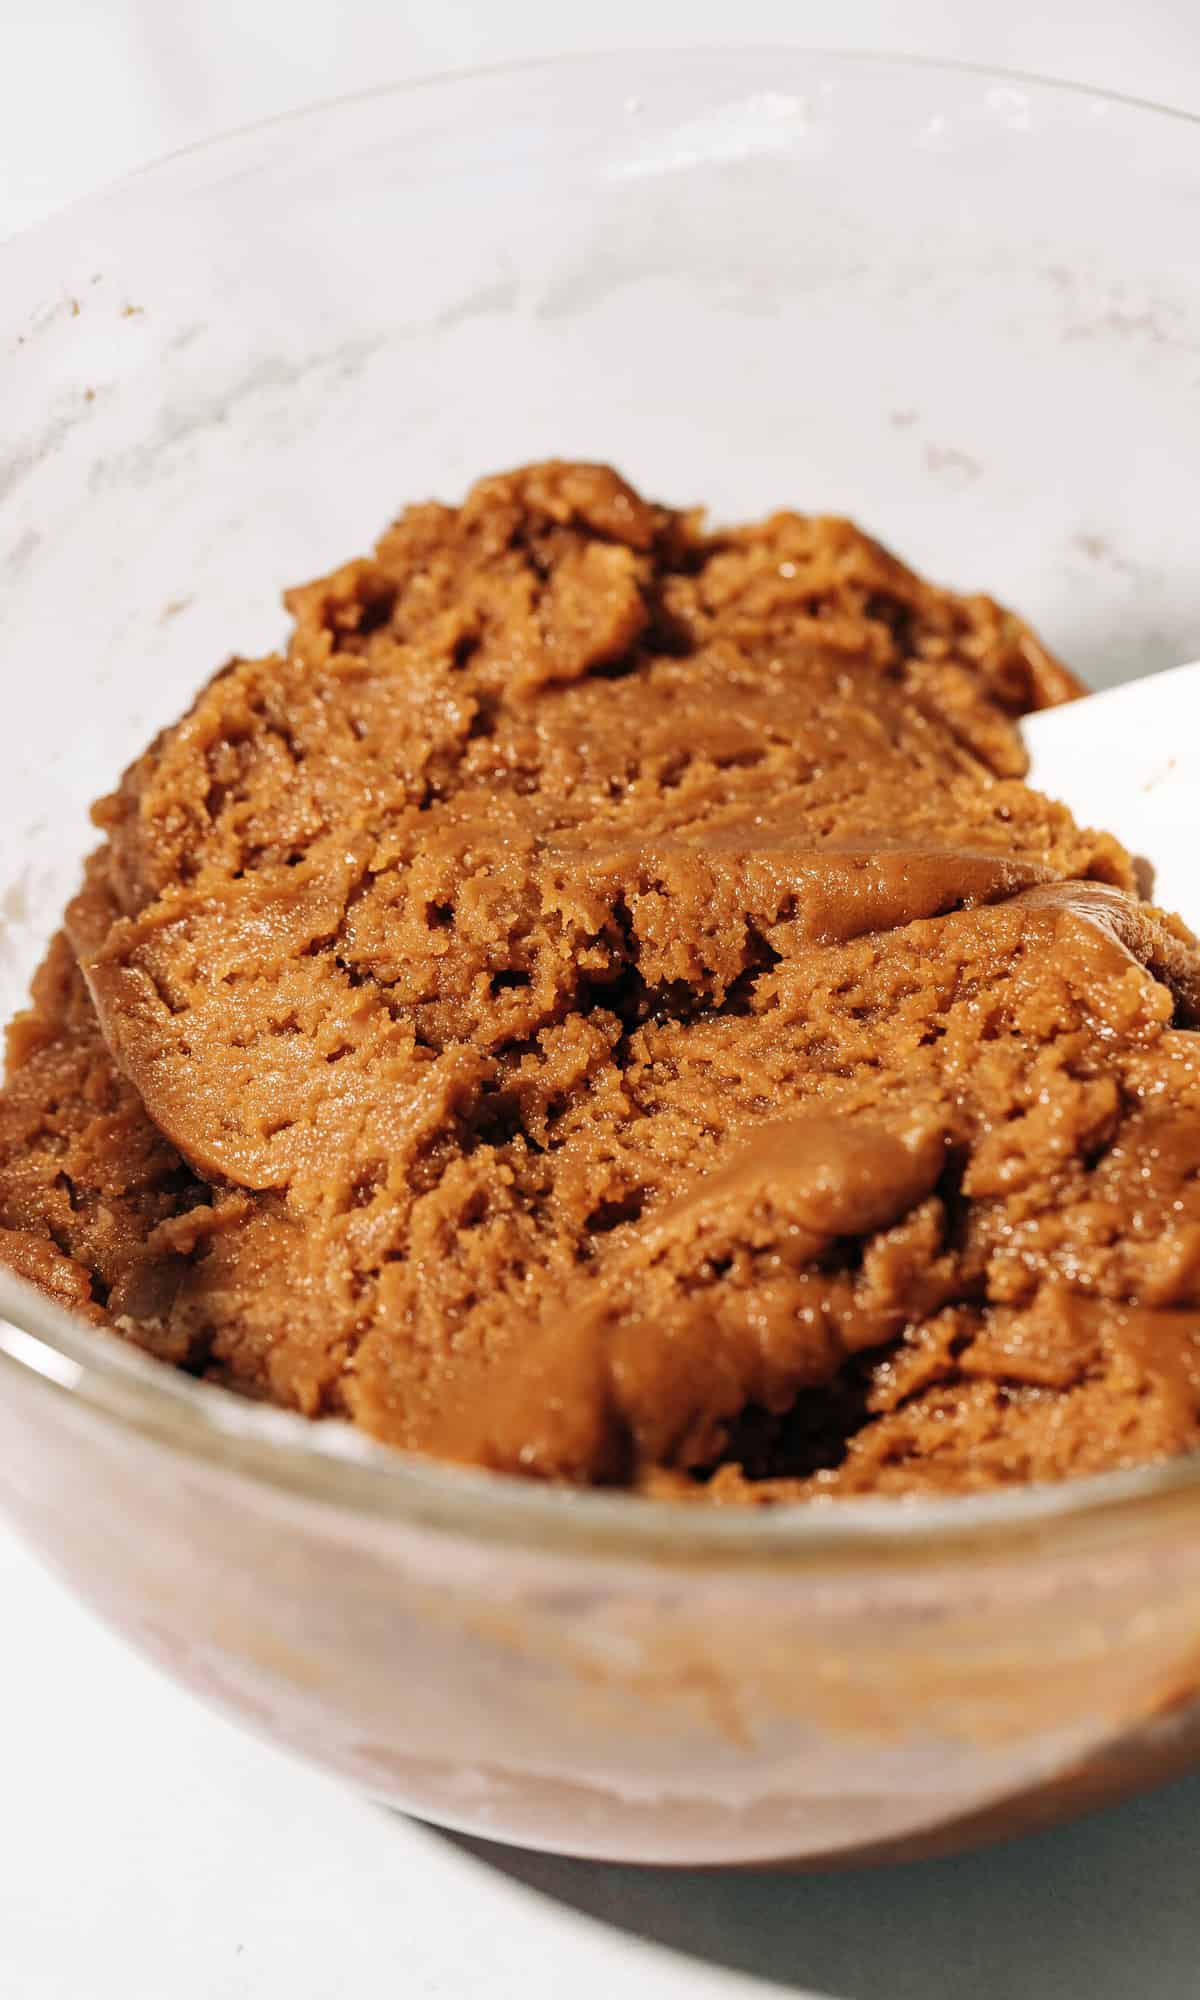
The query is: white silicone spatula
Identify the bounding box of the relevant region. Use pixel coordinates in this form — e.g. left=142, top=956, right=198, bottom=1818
left=1023, top=660, right=1200, bottom=932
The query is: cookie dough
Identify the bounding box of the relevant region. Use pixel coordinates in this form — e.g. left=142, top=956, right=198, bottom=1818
left=4, top=461, right=1200, bottom=1499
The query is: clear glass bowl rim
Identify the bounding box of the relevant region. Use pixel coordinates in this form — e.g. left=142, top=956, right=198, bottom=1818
left=3, top=45, right=1199, bottom=1566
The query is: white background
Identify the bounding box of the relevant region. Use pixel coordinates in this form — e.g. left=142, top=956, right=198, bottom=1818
left=3, top=5, right=1200, bottom=1997
left=4, top=0, right=1200, bottom=240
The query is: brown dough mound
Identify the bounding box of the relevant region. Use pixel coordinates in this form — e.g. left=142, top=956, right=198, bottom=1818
left=4, top=461, right=1200, bottom=1500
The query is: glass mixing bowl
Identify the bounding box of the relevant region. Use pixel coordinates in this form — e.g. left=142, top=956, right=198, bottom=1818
left=3, top=49, right=1200, bottom=1867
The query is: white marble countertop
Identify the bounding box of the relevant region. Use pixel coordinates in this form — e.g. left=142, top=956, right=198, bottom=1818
left=3, top=6, right=1200, bottom=1995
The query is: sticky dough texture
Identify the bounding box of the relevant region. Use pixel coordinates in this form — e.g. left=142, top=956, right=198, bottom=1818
left=4, top=461, right=1200, bottom=1500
